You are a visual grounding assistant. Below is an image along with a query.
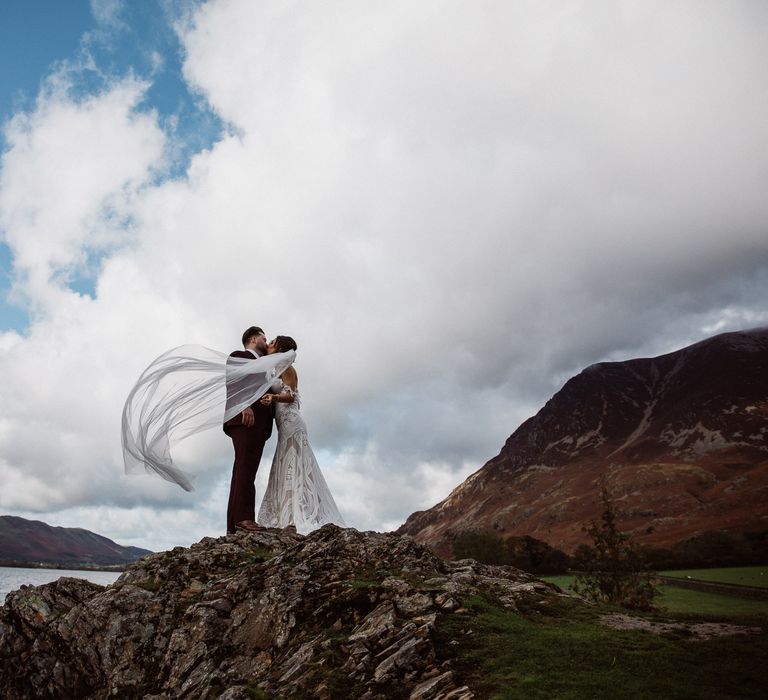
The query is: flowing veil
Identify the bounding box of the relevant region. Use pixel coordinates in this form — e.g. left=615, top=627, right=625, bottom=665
left=121, top=345, right=295, bottom=491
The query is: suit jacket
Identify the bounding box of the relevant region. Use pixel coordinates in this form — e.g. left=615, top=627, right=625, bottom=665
left=223, top=350, right=275, bottom=437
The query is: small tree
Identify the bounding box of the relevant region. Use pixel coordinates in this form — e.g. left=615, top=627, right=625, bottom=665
left=506, top=535, right=570, bottom=574
left=572, top=484, right=658, bottom=610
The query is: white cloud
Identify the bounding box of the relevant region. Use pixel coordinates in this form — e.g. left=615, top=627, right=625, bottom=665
left=89, top=0, right=126, bottom=31
left=1, top=0, right=767, bottom=550
left=0, top=75, right=164, bottom=309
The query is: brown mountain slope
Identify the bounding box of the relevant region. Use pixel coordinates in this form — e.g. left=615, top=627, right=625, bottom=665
left=398, top=328, right=768, bottom=556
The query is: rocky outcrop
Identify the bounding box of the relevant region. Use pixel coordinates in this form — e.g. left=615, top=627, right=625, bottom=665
left=0, top=525, right=563, bottom=699
left=399, top=328, right=768, bottom=555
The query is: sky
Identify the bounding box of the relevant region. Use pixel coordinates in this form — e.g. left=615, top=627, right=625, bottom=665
left=1, top=0, right=766, bottom=552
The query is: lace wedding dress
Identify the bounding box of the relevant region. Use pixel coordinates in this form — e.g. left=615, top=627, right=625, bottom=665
left=258, top=380, right=345, bottom=533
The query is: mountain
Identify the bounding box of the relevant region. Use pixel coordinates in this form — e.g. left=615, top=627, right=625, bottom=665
left=398, top=328, right=768, bottom=556
left=0, top=526, right=557, bottom=698
left=0, top=515, right=151, bottom=568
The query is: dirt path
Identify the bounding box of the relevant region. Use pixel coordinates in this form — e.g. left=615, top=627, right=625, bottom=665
left=599, top=613, right=763, bottom=640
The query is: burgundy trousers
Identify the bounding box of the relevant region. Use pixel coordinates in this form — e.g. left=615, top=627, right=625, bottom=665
left=226, top=424, right=270, bottom=534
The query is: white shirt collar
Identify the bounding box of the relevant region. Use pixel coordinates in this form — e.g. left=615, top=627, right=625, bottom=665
left=247, top=348, right=260, bottom=358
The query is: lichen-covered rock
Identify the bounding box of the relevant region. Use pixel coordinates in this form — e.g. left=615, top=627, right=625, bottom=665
left=0, top=525, right=566, bottom=698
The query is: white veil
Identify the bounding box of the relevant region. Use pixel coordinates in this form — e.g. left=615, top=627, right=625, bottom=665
left=121, top=345, right=296, bottom=491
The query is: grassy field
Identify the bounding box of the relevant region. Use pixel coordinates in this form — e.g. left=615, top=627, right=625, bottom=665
left=437, top=592, right=767, bottom=699
left=542, top=567, right=768, bottom=617
left=432, top=567, right=768, bottom=697
left=542, top=574, right=576, bottom=590
left=655, top=586, right=768, bottom=616
left=659, top=566, right=768, bottom=588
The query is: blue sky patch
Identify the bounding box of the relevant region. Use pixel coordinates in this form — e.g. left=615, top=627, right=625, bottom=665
left=0, top=0, right=222, bottom=332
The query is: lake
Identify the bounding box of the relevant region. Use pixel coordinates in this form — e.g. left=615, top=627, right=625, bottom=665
left=0, top=566, right=122, bottom=604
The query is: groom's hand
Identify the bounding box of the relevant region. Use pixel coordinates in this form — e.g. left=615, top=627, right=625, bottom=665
left=241, top=407, right=255, bottom=427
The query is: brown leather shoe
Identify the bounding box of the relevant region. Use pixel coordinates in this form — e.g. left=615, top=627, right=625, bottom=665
left=235, top=520, right=265, bottom=532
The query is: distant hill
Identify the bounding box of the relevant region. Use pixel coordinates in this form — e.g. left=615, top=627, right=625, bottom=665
left=0, top=515, right=152, bottom=569
left=399, top=328, right=768, bottom=556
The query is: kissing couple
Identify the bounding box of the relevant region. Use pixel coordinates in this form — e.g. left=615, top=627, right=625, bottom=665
left=121, top=326, right=345, bottom=536
left=224, top=325, right=345, bottom=535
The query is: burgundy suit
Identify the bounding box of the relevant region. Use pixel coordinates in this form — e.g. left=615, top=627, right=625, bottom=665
left=224, top=350, right=275, bottom=533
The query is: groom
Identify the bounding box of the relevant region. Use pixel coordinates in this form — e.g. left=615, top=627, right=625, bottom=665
left=224, top=325, right=274, bottom=534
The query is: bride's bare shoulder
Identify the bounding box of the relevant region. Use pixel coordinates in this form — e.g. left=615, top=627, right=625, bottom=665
left=282, top=365, right=298, bottom=388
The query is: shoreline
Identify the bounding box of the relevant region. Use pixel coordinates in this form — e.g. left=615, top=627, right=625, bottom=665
left=0, top=561, right=128, bottom=573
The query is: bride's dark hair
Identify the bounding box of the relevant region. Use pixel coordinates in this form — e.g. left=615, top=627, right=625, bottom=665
left=274, top=335, right=297, bottom=353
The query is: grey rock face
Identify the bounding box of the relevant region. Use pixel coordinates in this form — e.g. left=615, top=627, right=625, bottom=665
left=0, top=525, right=563, bottom=698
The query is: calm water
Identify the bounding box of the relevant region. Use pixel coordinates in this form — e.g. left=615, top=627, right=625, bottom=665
left=0, top=566, right=121, bottom=604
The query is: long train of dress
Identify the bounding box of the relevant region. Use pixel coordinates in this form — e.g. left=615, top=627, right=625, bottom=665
left=257, top=383, right=345, bottom=534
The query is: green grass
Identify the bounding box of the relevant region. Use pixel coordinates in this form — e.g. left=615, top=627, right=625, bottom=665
left=542, top=574, right=576, bottom=590
left=660, top=566, right=768, bottom=588
left=239, top=548, right=279, bottom=564
left=243, top=684, right=272, bottom=699
left=349, top=578, right=380, bottom=590
left=436, top=594, right=768, bottom=699
left=655, top=586, right=768, bottom=617
left=542, top=574, right=768, bottom=617
left=544, top=567, right=768, bottom=592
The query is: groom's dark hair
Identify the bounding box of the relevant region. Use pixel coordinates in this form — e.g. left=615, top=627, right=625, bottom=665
left=242, top=326, right=265, bottom=347
left=274, top=335, right=297, bottom=353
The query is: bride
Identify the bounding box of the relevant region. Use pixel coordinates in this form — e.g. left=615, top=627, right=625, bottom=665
left=256, top=335, right=345, bottom=533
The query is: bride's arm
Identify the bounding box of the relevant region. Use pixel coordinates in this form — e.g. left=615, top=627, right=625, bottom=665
left=261, top=366, right=298, bottom=404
